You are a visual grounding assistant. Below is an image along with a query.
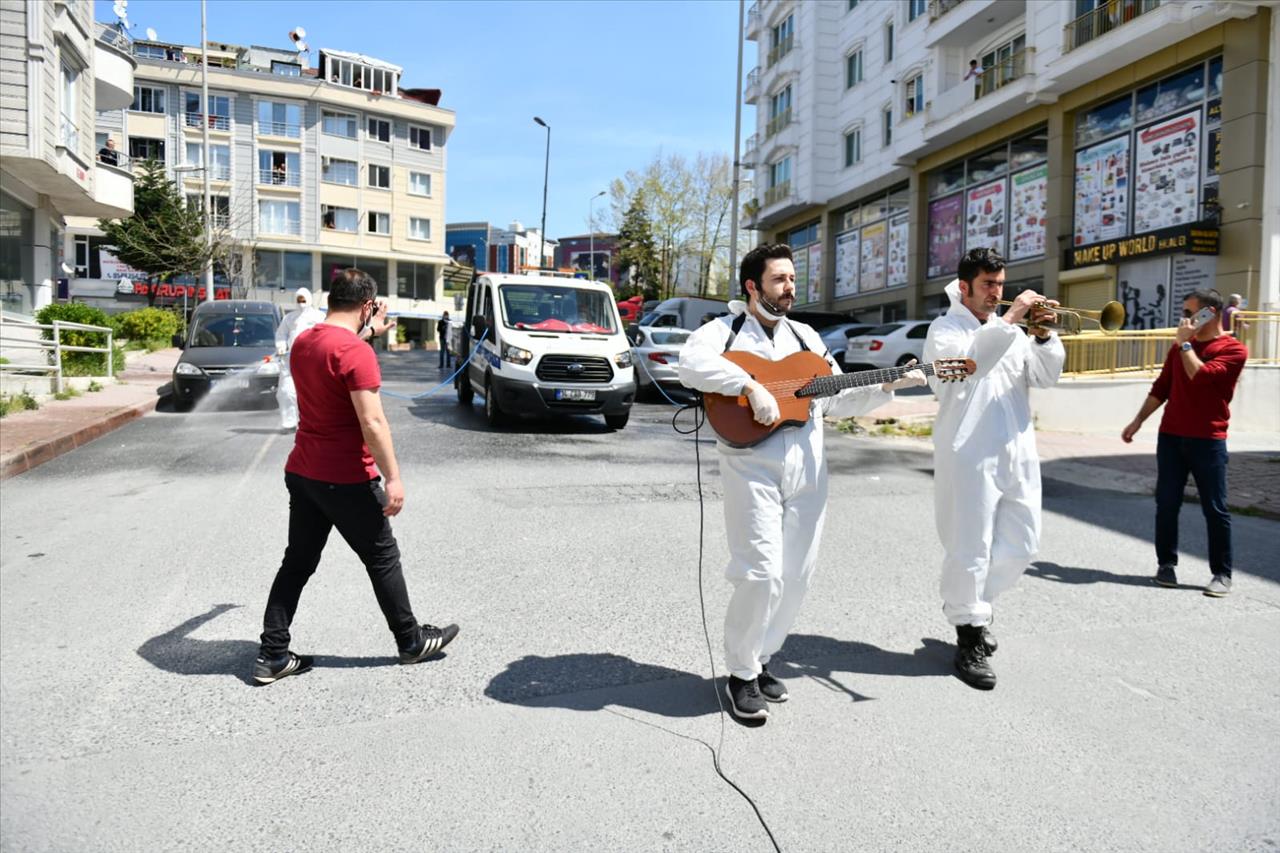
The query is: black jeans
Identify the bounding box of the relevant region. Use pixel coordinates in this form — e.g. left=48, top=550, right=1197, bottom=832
left=260, top=472, right=419, bottom=657
left=1155, top=433, right=1232, bottom=577
left=438, top=346, right=452, bottom=369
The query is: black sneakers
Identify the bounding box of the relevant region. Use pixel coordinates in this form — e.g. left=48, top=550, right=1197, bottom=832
left=253, top=651, right=313, bottom=685
left=1203, top=575, right=1232, bottom=597
left=399, top=623, right=460, bottom=665
left=757, top=666, right=789, bottom=703
left=954, top=625, right=996, bottom=691
left=725, top=675, right=769, bottom=719
left=1155, top=564, right=1178, bottom=587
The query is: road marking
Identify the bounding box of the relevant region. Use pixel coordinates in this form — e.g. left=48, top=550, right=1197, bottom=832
left=1115, top=677, right=1158, bottom=699
left=236, top=432, right=278, bottom=492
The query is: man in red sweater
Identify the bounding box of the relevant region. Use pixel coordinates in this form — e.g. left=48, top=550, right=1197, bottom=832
left=254, top=268, right=459, bottom=684
left=1122, top=288, right=1248, bottom=597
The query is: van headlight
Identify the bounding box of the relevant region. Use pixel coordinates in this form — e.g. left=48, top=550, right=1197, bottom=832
left=501, top=343, right=533, bottom=365
left=614, top=350, right=633, bottom=368
left=257, top=359, right=280, bottom=376
left=175, top=362, right=203, bottom=376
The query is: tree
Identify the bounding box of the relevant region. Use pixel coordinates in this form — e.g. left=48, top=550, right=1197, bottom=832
left=614, top=190, right=660, bottom=300
left=97, top=159, right=211, bottom=307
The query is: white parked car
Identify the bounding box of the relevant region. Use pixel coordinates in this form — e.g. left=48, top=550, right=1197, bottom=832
left=626, top=325, right=691, bottom=400
left=816, top=322, right=876, bottom=368
left=843, top=320, right=933, bottom=370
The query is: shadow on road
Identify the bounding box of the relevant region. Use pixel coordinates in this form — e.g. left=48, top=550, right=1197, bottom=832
left=137, top=604, right=390, bottom=686
left=1025, top=560, right=1163, bottom=588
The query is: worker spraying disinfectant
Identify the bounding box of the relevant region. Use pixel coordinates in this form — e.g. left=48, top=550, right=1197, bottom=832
left=275, top=287, right=325, bottom=431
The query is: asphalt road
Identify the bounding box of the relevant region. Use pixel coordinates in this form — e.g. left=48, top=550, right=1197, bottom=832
left=2, top=350, right=1277, bottom=852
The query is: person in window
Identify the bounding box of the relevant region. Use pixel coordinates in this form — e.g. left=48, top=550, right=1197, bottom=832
left=272, top=160, right=286, bottom=185
left=323, top=210, right=336, bottom=230
left=963, top=59, right=984, bottom=82
left=97, top=137, right=119, bottom=166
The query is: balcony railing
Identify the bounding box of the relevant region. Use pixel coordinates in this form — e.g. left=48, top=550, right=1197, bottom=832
left=765, top=108, right=792, bottom=139
left=766, top=34, right=795, bottom=68
left=260, top=218, right=301, bottom=236
left=764, top=181, right=791, bottom=207
left=60, top=116, right=79, bottom=151
left=259, top=120, right=301, bottom=138
left=209, top=213, right=230, bottom=229
left=978, top=48, right=1032, bottom=97
left=744, top=67, right=760, bottom=101
left=1064, top=0, right=1160, bottom=52
left=746, top=3, right=761, bottom=34
left=258, top=168, right=301, bottom=187
left=95, top=150, right=131, bottom=171
left=184, top=112, right=230, bottom=132
left=928, top=0, right=964, bottom=21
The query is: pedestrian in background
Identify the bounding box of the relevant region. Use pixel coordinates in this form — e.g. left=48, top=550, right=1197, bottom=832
left=1122, top=288, right=1248, bottom=597
left=254, top=267, right=459, bottom=684
left=438, top=310, right=453, bottom=369
left=274, top=287, right=324, bottom=431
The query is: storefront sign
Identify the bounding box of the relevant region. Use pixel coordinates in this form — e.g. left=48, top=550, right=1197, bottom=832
left=1008, top=165, right=1048, bottom=261
left=965, top=179, right=1006, bottom=257
left=807, top=243, right=823, bottom=304
left=926, top=193, right=963, bottom=279
left=793, top=244, right=810, bottom=304
left=1171, top=254, right=1217, bottom=309
left=1207, top=127, right=1221, bottom=177
left=98, top=249, right=147, bottom=281
left=114, top=281, right=231, bottom=302
left=1065, top=221, right=1218, bottom=269
left=1118, top=256, right=1172, bottom=329
left=1133, top=110, right=1201, bottom=234
left=1206, top=98, right=1221, bottom=126
left=834, top=230, right=859, bottom=297
left=1073, top=135, right=1130, bottom=246
left=859, top=221, right=886, bottom=292
left=886, top=214, right=909, bottom=288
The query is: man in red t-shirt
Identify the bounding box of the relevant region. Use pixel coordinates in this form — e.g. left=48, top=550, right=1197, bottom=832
left=253, top=268, right=459, bottom=684
left=1122, top=288, right=1248, bottom=598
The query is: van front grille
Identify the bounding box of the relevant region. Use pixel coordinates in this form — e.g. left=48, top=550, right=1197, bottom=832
left=535, top=354, right=613, bottom=383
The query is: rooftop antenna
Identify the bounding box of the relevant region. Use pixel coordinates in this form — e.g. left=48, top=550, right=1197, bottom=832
left=288, top=26, right=309, bottom=66
left=145, top=27, right=158, bottom=41
left=111, top=0, right=131, bottom=33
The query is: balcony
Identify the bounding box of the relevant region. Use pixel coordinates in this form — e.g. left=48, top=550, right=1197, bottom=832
left=182, top=163, right=231, bottom=182
left=764, top=181, right=791, bottom=207
left=92, top=161, right=134, bottom=218
left=260, top=218, right=301, bottom=237
left=978, top=48, right=1030, bottom=97
left=258, top=168, right=301, bottom=187
left=184, top=113, right=231, bottom=132
left=744, top=67, right=761, bottom=104
left=258, top=120, right=301, bottom=139
left=928, top=0, right=964, bottom=20
left=766, top=34, right=794, bottom=69
left=1064, top=0, right=1159, bottom=52
left=745, top=2, right=761, bottom=40
left=742, top=133, right=759, bottom=167
left=925, top=0, right=1025, bottom=48
left=93, top=25, right=136, bottom=111
left=765, top=108, right=792, bottom=140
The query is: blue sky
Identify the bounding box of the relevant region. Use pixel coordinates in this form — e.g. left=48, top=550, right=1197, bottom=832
left=96, top=0, right=748, bottom=238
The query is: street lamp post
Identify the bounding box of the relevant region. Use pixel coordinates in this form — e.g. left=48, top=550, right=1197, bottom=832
left=200, top=0, right=214, bottom=303
left=588, top=190, right=605, bottom=281
left=533, top=116, right=550, bottom=272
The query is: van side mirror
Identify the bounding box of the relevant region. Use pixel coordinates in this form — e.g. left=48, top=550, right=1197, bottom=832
left=171, top=333, right=185, bottom=349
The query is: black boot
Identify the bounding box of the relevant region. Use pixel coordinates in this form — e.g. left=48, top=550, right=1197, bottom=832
left=955, top=625, right=996, bottom=690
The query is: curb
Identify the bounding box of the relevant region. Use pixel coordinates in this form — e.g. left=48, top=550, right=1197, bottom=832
left=0, top=397, right=159, bottom=480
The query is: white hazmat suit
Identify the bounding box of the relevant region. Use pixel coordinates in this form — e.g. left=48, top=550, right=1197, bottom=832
left=679, top=301, right=895, bottom=681
left=274, top=287, right=324, bottom=429
left=923, top=280, right=1064, bottom=627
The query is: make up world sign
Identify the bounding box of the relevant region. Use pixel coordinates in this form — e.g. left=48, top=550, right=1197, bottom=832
left=1064, top=221, right=1219, bottom=269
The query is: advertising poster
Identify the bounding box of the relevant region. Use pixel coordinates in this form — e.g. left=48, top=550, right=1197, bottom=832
left=570, top=250, right=611, bottom=282
left=1171, top=254, right=1217, bottom=309
left=98, top=249, right=147, bottom=281
left=807, top=243, right=823, bottom=304
left=927, top=194, right=963, bottom=279
left=1008, top=165, right=1048, bottom=261
left=1117, top=256, right=1172, bottom=330
left=793, top=245, right=810, bottom=304
left=965, top=179, right=1007, bottom=257
left=1133, top=110, right=1201, bottom=234
left=886, top=214, right=909, bottom=288
left=1206, top=128, right=1221, bottom=178
left=1073, top=135, right=1130, bottom=246
left=859, top=221, right=887, bottom=292
left=834, top=230, right=860, bottom=297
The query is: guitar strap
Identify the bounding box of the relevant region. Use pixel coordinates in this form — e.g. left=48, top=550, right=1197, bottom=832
left=722, top=313, right=812, bottom=354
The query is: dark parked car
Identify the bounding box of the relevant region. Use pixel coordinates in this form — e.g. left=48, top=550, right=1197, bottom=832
left=171, top=300, right=284, bottom=411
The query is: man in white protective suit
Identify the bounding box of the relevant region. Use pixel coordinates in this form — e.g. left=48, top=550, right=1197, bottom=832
left=275, top=287, right=325, bottom=431
left=923, top=247, right=1063, bottom=691
left=679, top=243, right=926, bottom=722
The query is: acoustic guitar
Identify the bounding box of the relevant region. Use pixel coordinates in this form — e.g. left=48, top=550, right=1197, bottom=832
left=703, top=351, right=975, bottom=448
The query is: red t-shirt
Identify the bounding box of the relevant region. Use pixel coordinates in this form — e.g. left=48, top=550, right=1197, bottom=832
left=1149, top=335, right=1248, bottom=440
left=285, top=324, right=381, bottom=483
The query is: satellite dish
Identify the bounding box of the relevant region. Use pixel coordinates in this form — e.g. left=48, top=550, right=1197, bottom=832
left=295, top=40, right=308, bottom=53
left=60, top=262, right=75, bottom=275
left=293, top=26, right=306, bottom=39
left=112, top=1, right=126, bottom=18
left=145, top=27, right=157, bottom=40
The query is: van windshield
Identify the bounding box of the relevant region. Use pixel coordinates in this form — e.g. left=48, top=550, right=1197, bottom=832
left=499, top=285, right=618, bottom=334
left=189, top=313, right=276, bottom=347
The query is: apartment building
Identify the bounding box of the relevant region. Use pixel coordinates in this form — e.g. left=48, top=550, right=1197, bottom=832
left=63, top=32, right=456, bottom=343
left=445, top=220, right=556, bottom=274
left=0, top=1, right=135, bottom=316
left=744, top=0, right=1277, bottom=326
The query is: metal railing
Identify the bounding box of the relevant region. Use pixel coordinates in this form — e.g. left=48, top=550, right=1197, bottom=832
left=259, top=120, right=301, bottom=138
left=978, top=47, right=1032, bottom=97
left=95, top=22, right=131, bottom=51
left=1060, top=312, right=1280, bottom=376
left=1064, top=0, right=1160, bottom=52
left=258, top=167, right=301, bottom=187
left=95, top=150, right=132, bottom=171
left=0, top=315, right=114, bottom=395
left=764, top=180, right=791, bottom=207
left=260, top=218, right=301, bottom=236
left=928, top=0, right=964, bottom=21
left=1233, top=311, right=1280, bottom=365
left=765, top=107, right=792, bottom=139
left=746, top=2, right=761, bottom=33
left=767, top=34, right=795, bottom=68
left=744, top=67, right=760, bottom=99
left=184, top=112, right=231, bottom=131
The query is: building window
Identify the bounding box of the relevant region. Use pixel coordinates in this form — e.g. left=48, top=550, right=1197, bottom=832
left=323, top=55, right=397, bottom=95
left=368, top=164, right=391, bottom=189
left=186, top=194, right=231, bottom=228
left=844, top=129, right=861, bottom=167
left=128, top=137, right=164, bottom=162
left=767, top=85, right=792, bottom=137
left=979, top=34, right=1028, bottom=97
left=883, top=107, right=893, bottom=146
left=368, top=118, right=392, bottom=143
left=73, top=234, right=89, bottom=277
left=259, top=200, right=300, bottom=235
left=184, top=92, right=230, bottom=131
left=367, top=211, right=390, bottom=235
left=409, top=171, right=431, bottom=196
left=768, top=14, right=794, bottom=67
left=396, top=261, right=436, bottom=300
left=257, top=101, right=301, bottom=137
left=59, top=62, right=79, bottom=149
left=409, top=125, right=432, bottom=151
left=409, top=217, right=431, bottom=241
left=846, top=50, right=863, bottom=88
left=321, top=110, right=358, bottom=138
left=185, top=142, right=230, bottom=180
left=908, top=0, right=926, bottom=21
left=905, top=75, right=924, bottom=117
left=270, top=61, right=301, bottom=76
left=130, top=85, right=166, bottom=114
left=256, top=250, right=312, bottom=290
left=258, top=150, right=300, bottom=186
left=885, top=21, right=894, bottom=63
left=321, top=205, right=358, bottom=233
left=766, top=157, right=792, bottom=205
left=321, top=157, right=358, bottom=186
left=848, top=0, right=859, bottom=8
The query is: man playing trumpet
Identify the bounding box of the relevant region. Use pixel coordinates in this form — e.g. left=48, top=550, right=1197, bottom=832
left=923, top=248, right=1064, bottom=690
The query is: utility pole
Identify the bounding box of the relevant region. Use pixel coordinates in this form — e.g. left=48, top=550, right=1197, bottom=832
left=534, top=116, right=550, bottom=271
left=588, top=190, right=605, bottom=281
left=729, top=0, right=745, bottom=295
left=200, top=0, right=214, bottom=303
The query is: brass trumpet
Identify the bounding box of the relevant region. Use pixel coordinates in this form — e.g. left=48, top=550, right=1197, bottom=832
left=997, top=299, right=1126, bottom=335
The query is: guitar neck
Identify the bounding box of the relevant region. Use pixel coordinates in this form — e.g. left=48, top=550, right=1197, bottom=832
left=797, top=362, right=935, bottom=399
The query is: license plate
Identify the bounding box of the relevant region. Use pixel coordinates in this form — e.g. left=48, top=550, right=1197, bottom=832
left=554, top=388, right=596, bottom=401
left=213, top=378, right=250, bottom=391
left=851, top=342, right=867, bottom=350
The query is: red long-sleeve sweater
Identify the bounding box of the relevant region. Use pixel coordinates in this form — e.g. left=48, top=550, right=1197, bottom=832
left=1149, top=335, right=1248, bottom=439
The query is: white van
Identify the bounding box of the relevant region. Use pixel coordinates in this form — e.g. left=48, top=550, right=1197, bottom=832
left=451, top=272, right=636, bottom=429
left=638, top=296, right=730, bottom=331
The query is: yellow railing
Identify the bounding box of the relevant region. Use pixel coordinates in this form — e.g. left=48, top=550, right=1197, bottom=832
left=1233, top=311, right=1280, bottom=365
left=1061, top=311, right=1280, bottom=376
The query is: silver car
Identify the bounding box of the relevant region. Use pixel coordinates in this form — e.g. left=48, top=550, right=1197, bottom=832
left=627, top=325, right=691, bottom=400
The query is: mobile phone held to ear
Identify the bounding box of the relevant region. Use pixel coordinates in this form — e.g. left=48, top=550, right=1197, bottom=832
left=1190, top=307, right=1215, bottom=330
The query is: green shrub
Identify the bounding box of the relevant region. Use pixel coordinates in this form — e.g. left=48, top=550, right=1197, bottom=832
left=54, top=386, right=83, bottom=401
left=115, top=307, right=181, bottom=345
left=88, top=380, right=104, bottom=392
left=0, top=391, right=39, bottom=418
left=62, top=345, right=125, bottom=377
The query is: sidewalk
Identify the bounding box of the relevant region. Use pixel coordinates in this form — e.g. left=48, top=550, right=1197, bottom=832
left=0, top=348, right=177, bottom=480
left=852, top=396, right=1280, bottom=519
